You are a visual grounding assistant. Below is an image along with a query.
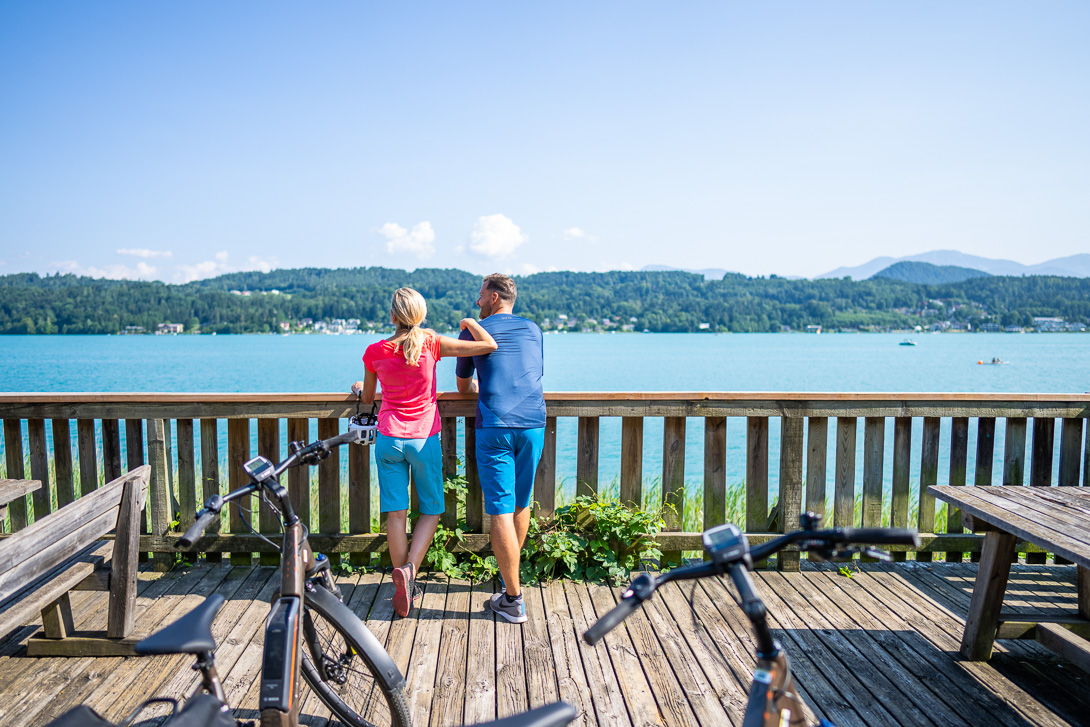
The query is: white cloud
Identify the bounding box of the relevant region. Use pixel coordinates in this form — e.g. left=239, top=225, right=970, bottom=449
left=247, top=256, right=278, bottom=273
left=519, top=263, right=540, bottom=275
left=563, top=227, right=597, bottom=243
left=379, top=221, right=436, bottom=260
left=175, top=251, right=231, bottom=283
left=470, top=214, right=527, bottom=259
left=117, top=248, right=173, bottom=259
left=58, top=260, right=159, bottom=280
left=174, top=251, right=278, bottom=282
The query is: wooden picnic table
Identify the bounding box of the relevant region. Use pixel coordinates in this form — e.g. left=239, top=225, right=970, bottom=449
left=0, top=479, right=42, bottom=521
left=929, top=484, right=1090, bottom=669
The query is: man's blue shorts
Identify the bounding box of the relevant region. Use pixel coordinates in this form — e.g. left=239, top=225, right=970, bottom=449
left=374, top=432, right=445, bottom=515
left=476, top=427, right=546, bottom=515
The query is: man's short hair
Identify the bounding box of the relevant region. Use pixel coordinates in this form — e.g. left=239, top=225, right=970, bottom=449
left=483, top=273, right=517, bottom=304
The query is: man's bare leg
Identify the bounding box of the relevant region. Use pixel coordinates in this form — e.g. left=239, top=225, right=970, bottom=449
left=513, top=505, right=531, bottom=549
left=491, top=512, right=522, bottom=598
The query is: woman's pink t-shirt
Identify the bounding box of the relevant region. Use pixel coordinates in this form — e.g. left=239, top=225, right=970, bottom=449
left=363, top=334, right=443, bottom=439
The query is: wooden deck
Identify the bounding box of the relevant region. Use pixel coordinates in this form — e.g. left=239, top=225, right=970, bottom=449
left=1, top=562, right=1088, bottom=727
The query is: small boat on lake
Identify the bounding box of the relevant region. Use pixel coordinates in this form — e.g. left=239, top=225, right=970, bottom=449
left=899, top=339, right=917, bottom=346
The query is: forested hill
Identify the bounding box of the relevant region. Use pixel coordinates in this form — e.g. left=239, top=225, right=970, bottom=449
left=1, top=267, right=1088, bottom=334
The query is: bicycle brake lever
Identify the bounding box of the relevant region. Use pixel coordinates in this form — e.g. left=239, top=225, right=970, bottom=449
left=860, top=547, right=893, bottom=562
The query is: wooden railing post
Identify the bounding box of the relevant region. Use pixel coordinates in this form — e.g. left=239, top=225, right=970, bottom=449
left=200, top=418, right=222, bottom=563
left=947, top=417, right=969, bottom=563
left=534, top=416, right=557, bottom=519
left=176, top=419, right=196, bottom=529
left=779, top=417, right=804, bottom=571
left=465, top=424, right=483, bottom=533
left=147, top=418, right=173, bottom=572
left=286, top=418, right=309, bottom=530
left=228, top=418, right=252, bottom=566
left=620, top=417, right=643, bottom=509
left=1003, top=418, right=1027, bottom=487
left=833, top=417, right=856, bottom=529
left=891, top=417, right=912, bottom=562
left=51, top=419, right=75, bottom=508
left=972, top=417, right=997, bottom=564
left=576, top=416, right=599, bottom=498
left=703, top=417, right=726, bottom=531
left=1059, top=418, right=1083, bottom=487
left=27, top=419, right=52, bottom=521
left=805, top=417, right=828, bottom=522
left=441, top=417, right=458, bottom=528
left=662, top=417, right=686, bottom=566
left=2, top=419, right=27, bottom=532
left=102, top=419, right=122, bottom=483
left=861, top=417, right=885, bottom=562
left=258, top=418, right=281, bottom=566
left=348, top=429, right=372, bottom=567
left=77, top=419, right=98, bottom=496
left=317, top=417, right=341, bottom=568
left=917, top=417, right=941, bottom=562
left=746, top=417, right=769, bottom=533
left=1027, top=417, right=1056, bottom=564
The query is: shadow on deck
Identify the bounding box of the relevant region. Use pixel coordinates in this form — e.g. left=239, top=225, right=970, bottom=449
left=0, top=562, right=1087, bottom=727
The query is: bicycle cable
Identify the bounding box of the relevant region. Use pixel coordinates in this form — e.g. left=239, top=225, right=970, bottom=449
left=232, top=493, right=284, bottom=553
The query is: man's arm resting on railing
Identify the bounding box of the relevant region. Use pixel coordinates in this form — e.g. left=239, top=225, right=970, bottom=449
left=456, top=376, right=478, bottom=394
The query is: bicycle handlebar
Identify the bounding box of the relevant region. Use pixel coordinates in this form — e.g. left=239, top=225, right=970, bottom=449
left=174, top=431, right=363, bottom=550
left=583, top=523, right=921, bottom=644
left=583, top=592, right=641, bottom=645
left=177, top=509, right=219, bottom=550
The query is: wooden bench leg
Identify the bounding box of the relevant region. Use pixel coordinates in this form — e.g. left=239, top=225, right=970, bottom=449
left=1079, top=566, right=1089, bottom=621
left=961, top=530, right=1017, bottom=660
left=41, top=592, right=76, bottom=639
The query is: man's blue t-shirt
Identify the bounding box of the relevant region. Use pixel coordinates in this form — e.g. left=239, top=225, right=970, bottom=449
left=456, top=313, right=545, bottom=429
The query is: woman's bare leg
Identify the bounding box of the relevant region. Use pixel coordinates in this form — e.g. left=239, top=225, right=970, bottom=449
left=407, top=514, right=441, bottom=573
left=385, top=510, right=409, bottom=568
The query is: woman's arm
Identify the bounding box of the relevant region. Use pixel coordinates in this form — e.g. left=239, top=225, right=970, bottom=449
left=350, top=371, right=378, bottom=404
left=438, top=319, right=498, bottom=357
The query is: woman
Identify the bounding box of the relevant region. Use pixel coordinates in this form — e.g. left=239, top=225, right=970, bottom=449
left=351, top=287, right=497, bottom=617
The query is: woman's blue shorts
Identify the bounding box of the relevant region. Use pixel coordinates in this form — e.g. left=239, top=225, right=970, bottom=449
left=374, top=432, right=444, bottom=515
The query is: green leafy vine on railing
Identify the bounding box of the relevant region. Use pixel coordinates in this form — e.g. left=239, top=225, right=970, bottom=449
left=424, top=476, right=665, bottom=586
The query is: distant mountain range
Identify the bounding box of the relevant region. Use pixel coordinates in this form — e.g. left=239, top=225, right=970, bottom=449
left=817, top=250, right=1090, bottom=280
left=871, top=261, right=991, bottom=285
left=645, top=251, right=1090, bottom=281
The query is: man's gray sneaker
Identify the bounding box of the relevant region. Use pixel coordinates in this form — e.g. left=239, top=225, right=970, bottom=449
left=487, top=591, right=527, bottom=623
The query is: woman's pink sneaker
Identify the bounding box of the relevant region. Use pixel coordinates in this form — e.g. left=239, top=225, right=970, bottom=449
left=392, top=562, right=416, bottom=617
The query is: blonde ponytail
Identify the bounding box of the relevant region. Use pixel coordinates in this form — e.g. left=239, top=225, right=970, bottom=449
left=388, top=287, right=430, bottom=365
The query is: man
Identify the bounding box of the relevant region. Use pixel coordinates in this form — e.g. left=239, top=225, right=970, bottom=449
left=456, top=273, right=545, bottom=623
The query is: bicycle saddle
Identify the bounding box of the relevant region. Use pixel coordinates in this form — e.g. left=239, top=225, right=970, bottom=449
left=468, top=702, right=577, bottom=727
left=135, top=593, right=225, bottom=655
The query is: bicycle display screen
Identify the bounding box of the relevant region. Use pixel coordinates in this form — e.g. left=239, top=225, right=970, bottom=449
left=243, top=455, right=275, bottom=482
left=702, top=523, right=748, bottom=564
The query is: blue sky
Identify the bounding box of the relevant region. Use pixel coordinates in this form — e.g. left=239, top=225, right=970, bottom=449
left=1, top=2, right=1087, bottom=282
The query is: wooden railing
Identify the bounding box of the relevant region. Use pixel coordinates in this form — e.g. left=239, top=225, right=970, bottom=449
left=1, top=392, right=1087, bottom=572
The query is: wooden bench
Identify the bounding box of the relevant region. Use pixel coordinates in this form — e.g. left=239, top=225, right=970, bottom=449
left=0, top=465, right=149, bottom=656
left=0, top=478, right=42, bottom=523
left=929, top=484, right=1090, bottom=670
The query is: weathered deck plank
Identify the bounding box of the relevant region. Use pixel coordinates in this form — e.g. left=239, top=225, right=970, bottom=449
left=4, top=562, right=1088, bottom=727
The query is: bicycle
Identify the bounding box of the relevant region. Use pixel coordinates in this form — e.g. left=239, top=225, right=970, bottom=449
left=583, top=512, right=921, bottom=727
left=47, top=428, right=409, bottom=727
left=45, top=592, right=578, bottom=727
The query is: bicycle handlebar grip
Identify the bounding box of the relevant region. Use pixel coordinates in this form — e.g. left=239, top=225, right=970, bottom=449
left=583, top=596, right=641, bottom=646
left=177, top=509, right=219, bottom=550
left=841, top=528, right=921, bottom=547
left=325, top=430, right=362, bottom=447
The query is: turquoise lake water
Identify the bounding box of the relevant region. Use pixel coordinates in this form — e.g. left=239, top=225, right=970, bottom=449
left=2, top=333, right=1087, bottom=508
